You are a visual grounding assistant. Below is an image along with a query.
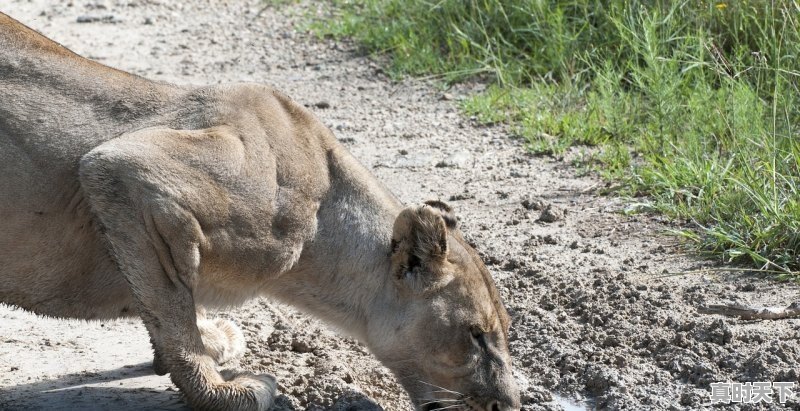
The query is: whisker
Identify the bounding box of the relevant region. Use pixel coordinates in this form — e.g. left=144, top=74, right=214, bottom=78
left=431, top=390, right=462, bottom=395
left=429, top=404, right=465, bottom=411
left=417, top=380, right=463, bottom=396
left=420, top=399, right=462, bottom=406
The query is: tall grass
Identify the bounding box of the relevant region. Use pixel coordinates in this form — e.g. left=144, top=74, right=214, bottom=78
left=315, top=0, right=800, bottom=278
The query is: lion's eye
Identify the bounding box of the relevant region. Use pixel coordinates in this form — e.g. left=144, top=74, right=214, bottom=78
left=470, top=326, right=483, bottom=339
left=470, top=326, right=487, bottom=349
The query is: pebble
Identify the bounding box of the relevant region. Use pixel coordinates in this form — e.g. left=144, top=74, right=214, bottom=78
left=538, top=204, right=565, bottom=223
left=76, top=15, right=119, bottom=23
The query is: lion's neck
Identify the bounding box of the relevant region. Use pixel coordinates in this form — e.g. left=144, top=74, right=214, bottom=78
left=268, top=146, right=403, bottom=343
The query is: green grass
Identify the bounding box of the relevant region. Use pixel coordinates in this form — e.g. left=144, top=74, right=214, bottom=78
left=312, top=0, right=800, bottom=279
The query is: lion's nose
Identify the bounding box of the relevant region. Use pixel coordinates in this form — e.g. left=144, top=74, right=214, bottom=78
left=486, top=400, right=520, bottom=411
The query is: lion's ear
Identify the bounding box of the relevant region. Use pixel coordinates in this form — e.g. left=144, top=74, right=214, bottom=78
left=390, top=204, right=449, bottom=284
left=423, top=199, right=459, bottom=229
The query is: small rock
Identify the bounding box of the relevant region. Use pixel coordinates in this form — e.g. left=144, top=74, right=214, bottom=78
left=291, top=338, right=313, bottom=353
left=76, top=15, right=97, bottom=23
left=440, top=92, right=454, bottom=101
left=330, top=391, right=384, bottom=411
left=538, top=204, right=565, bottom=223
left=503, top=259, right=523, bottom=270
left=143, top=17, right=154, bottom=25
left=313, top=101, right=331, bottom=109
left=76, top=15, right=119, bottom=23
left=448, top=192, right=475, bottom=201
left=543, top=235, right=558, bottom=245
left=521, top=196, right=545, bottom=211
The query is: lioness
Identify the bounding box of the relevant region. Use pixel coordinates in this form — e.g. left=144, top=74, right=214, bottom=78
left=0, top=12, right=520, bottom=411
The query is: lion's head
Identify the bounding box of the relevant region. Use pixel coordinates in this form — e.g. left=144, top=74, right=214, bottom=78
left=369, top=201, right=520, bottom=411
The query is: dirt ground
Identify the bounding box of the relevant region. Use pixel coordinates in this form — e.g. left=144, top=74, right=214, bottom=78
left=1, top=1, right=799, bottom=410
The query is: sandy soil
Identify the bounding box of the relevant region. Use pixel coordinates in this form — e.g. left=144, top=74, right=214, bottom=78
left=1, top=1, right=799, bottom=410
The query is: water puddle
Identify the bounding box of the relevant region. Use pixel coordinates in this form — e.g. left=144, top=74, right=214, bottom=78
left=553, top=393, right=591, bottom=411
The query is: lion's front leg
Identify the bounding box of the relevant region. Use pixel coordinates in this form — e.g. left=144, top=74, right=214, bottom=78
left=141, top=272, right=274, bottom=411
left=153, top=310, right=246, bottom=375
left=80, top=129, right=277, bottom=411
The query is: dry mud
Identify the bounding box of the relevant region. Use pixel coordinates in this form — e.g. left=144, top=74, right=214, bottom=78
left=1, top=1, right=799, bottom=410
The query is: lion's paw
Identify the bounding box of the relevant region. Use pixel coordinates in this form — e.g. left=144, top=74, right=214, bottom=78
left=219, top=370, right=278, bottom=411
left=198, top=318, right=246, bottom=366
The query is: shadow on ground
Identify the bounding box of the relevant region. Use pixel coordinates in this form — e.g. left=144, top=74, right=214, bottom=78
left=0, top=362, right=188, bottom=411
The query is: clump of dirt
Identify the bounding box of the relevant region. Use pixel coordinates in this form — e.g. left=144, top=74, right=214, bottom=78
left=1, top=1, right=799, bottom=411
left=537, top=204, right=566, bottom=223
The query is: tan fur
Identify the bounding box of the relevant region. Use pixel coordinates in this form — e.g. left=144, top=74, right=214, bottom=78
left=0, top=12, right=520, bottom=411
